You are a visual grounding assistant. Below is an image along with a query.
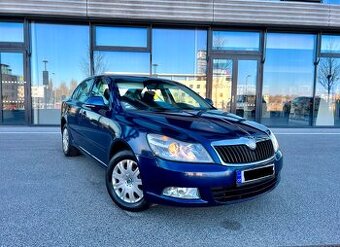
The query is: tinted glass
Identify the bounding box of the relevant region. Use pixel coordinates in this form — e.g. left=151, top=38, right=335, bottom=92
left=152, top=29, right=207, bottom=98
left=96, top=26, right=148, bottom=47
left=0, top=22, right=24, bottom=42
left=212, top=31, right=260, bottom=51
left=321, top=35, right=340, bottom=53
left=314, top=57, right=340, bottom=126
left=93, top=51, right=150, bottom=75
left=31, top=23, right=89, bottom=124
left=262, top=33, right=315, bottom=126
left=1, top=52, right=25, bottom=124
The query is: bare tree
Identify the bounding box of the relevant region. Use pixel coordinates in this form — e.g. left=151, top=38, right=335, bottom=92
left=318, top=40, right=340, bottom=103
left=80, top=49, right=108, bottom=77
left=318, top=57, right=340, bottom=102
left=94, top=52, right=108, bottom=75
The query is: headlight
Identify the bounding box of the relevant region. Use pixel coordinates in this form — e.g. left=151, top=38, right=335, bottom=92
left=147, top=134, right=213, bottom=163
left=269, top=131, right=279, bottom=152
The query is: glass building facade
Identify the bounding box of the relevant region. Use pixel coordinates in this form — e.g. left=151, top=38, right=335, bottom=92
left=1, top=20, right=340, bottom=127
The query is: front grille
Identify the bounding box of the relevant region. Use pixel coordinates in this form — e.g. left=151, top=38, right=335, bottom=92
left=214, top=139, right=274, bottom=164
left=211, top=177, right=277, bottom=202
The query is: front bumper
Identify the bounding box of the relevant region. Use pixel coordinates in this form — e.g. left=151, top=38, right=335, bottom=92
left=138, top=150, right=283, bottom=207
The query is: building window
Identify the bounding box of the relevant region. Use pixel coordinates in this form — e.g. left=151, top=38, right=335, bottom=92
left=262, top=33, right=316, bottom=126
left=0, top=22, right=24, bottom=43
left=93, top=25, right=150, bottom=76
left=93, top=51, right=150, bottom=75
left=31, top=23, right=89, bottom=124
left=321, top=35, right=340, bottom=53
left=212, top=31, right=260, bottom=51
left=314, top=34, right=340, bottom=126
left=323, top=0, right=340, bottom=4
left=1, top=52, right=25, bottom=124
left=152, top=28, right=207, bottom=98
left=95, top=26, right=148, bottom=48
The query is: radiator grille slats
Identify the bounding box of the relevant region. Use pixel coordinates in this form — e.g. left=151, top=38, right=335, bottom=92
left=214, top=139, right=274, bottom=164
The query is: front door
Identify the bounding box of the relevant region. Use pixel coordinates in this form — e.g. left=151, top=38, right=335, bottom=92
left=211, top=57, right=261, bottom=121
left=0, top=51, right=27, bottom=124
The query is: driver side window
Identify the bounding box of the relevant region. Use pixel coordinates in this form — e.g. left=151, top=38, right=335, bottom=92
left=72, top=79, right=94, bottom=103
left=90, top=78, right=110, bottom=105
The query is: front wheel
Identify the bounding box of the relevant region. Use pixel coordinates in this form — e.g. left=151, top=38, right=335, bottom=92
left=106, top=150, right=149, bottom=211
left=62, top=125, right=79, bottom=157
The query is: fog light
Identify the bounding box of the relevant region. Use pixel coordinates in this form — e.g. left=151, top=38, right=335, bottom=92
left=162, top=187, right=200, bottom=199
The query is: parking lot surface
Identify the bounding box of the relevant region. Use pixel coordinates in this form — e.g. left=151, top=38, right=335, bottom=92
left=0, top=127, right=339, bottom=247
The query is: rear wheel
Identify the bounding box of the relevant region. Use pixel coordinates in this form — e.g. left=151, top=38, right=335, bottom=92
left=106, top=150, right=149, bottom=211
left=62, top=125, right=79, bottom=157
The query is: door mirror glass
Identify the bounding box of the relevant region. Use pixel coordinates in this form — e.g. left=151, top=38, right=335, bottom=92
left=205, top=98, right=214, bottom=106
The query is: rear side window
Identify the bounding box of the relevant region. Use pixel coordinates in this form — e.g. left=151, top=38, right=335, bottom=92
left=72, top=79, right=94, bottom=103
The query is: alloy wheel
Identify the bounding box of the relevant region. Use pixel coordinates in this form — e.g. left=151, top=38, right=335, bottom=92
left=62, top=127, right=69, bottom=153
left=111, top=159, right=144, bottom=204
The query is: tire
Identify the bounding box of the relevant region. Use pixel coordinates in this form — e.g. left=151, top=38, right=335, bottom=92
left=62, top=125, right=80, bottom=157
left=106, top=150, right=149, bottom=212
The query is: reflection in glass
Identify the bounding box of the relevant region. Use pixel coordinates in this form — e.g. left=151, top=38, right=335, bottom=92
left=212, top=59, right=233, bottom=111
left=0, top=22, right=24, bottom=42
left=0, top=52, right=25, bottom=124
left=31, top=23, right=89, bottom=124
left=95, top=26, right=148, bottom=47
left=236, top=60, right=258, bottom=120
left=315, top=57, right=340, bottom=126
left=152, top=29, right=207, bottom=98
left=321, top=35, right=340, bottom=53
left=323, top=0, right=340, bottom=4
left=262, top=33, right=315, bottom=126
left=212, top=31, right=260, bottom=51
left=93, top=51, right=150, bottom=75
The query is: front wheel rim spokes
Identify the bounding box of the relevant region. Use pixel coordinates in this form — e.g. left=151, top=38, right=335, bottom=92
left=111, top=159, right=143, bottom=204
left=62, top=128, right=69, bottom=152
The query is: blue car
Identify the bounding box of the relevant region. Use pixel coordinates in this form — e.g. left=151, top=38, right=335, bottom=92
left=61, top=75, right=283, bottom=211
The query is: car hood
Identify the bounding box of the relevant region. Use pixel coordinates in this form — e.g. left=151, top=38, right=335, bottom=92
left=125, top=109, right=270, bottom=143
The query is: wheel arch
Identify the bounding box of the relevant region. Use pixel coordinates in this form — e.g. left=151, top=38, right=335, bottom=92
left=109, top=139, right=135, bottom=161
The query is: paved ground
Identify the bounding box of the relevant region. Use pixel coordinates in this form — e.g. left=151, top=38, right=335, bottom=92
left=0, top=127, right=339, bottom=247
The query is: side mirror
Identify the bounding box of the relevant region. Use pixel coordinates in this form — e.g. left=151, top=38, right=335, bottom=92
left=84, top=96, right=108, bottom=110
left=205, top=98, right=214, bottom=106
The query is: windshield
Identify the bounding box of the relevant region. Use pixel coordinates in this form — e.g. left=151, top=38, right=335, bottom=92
left=116, top=78, right=213, bottom=111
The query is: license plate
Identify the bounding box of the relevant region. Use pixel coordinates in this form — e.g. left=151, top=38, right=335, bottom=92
left=236, top=164, right=275, bottom=185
